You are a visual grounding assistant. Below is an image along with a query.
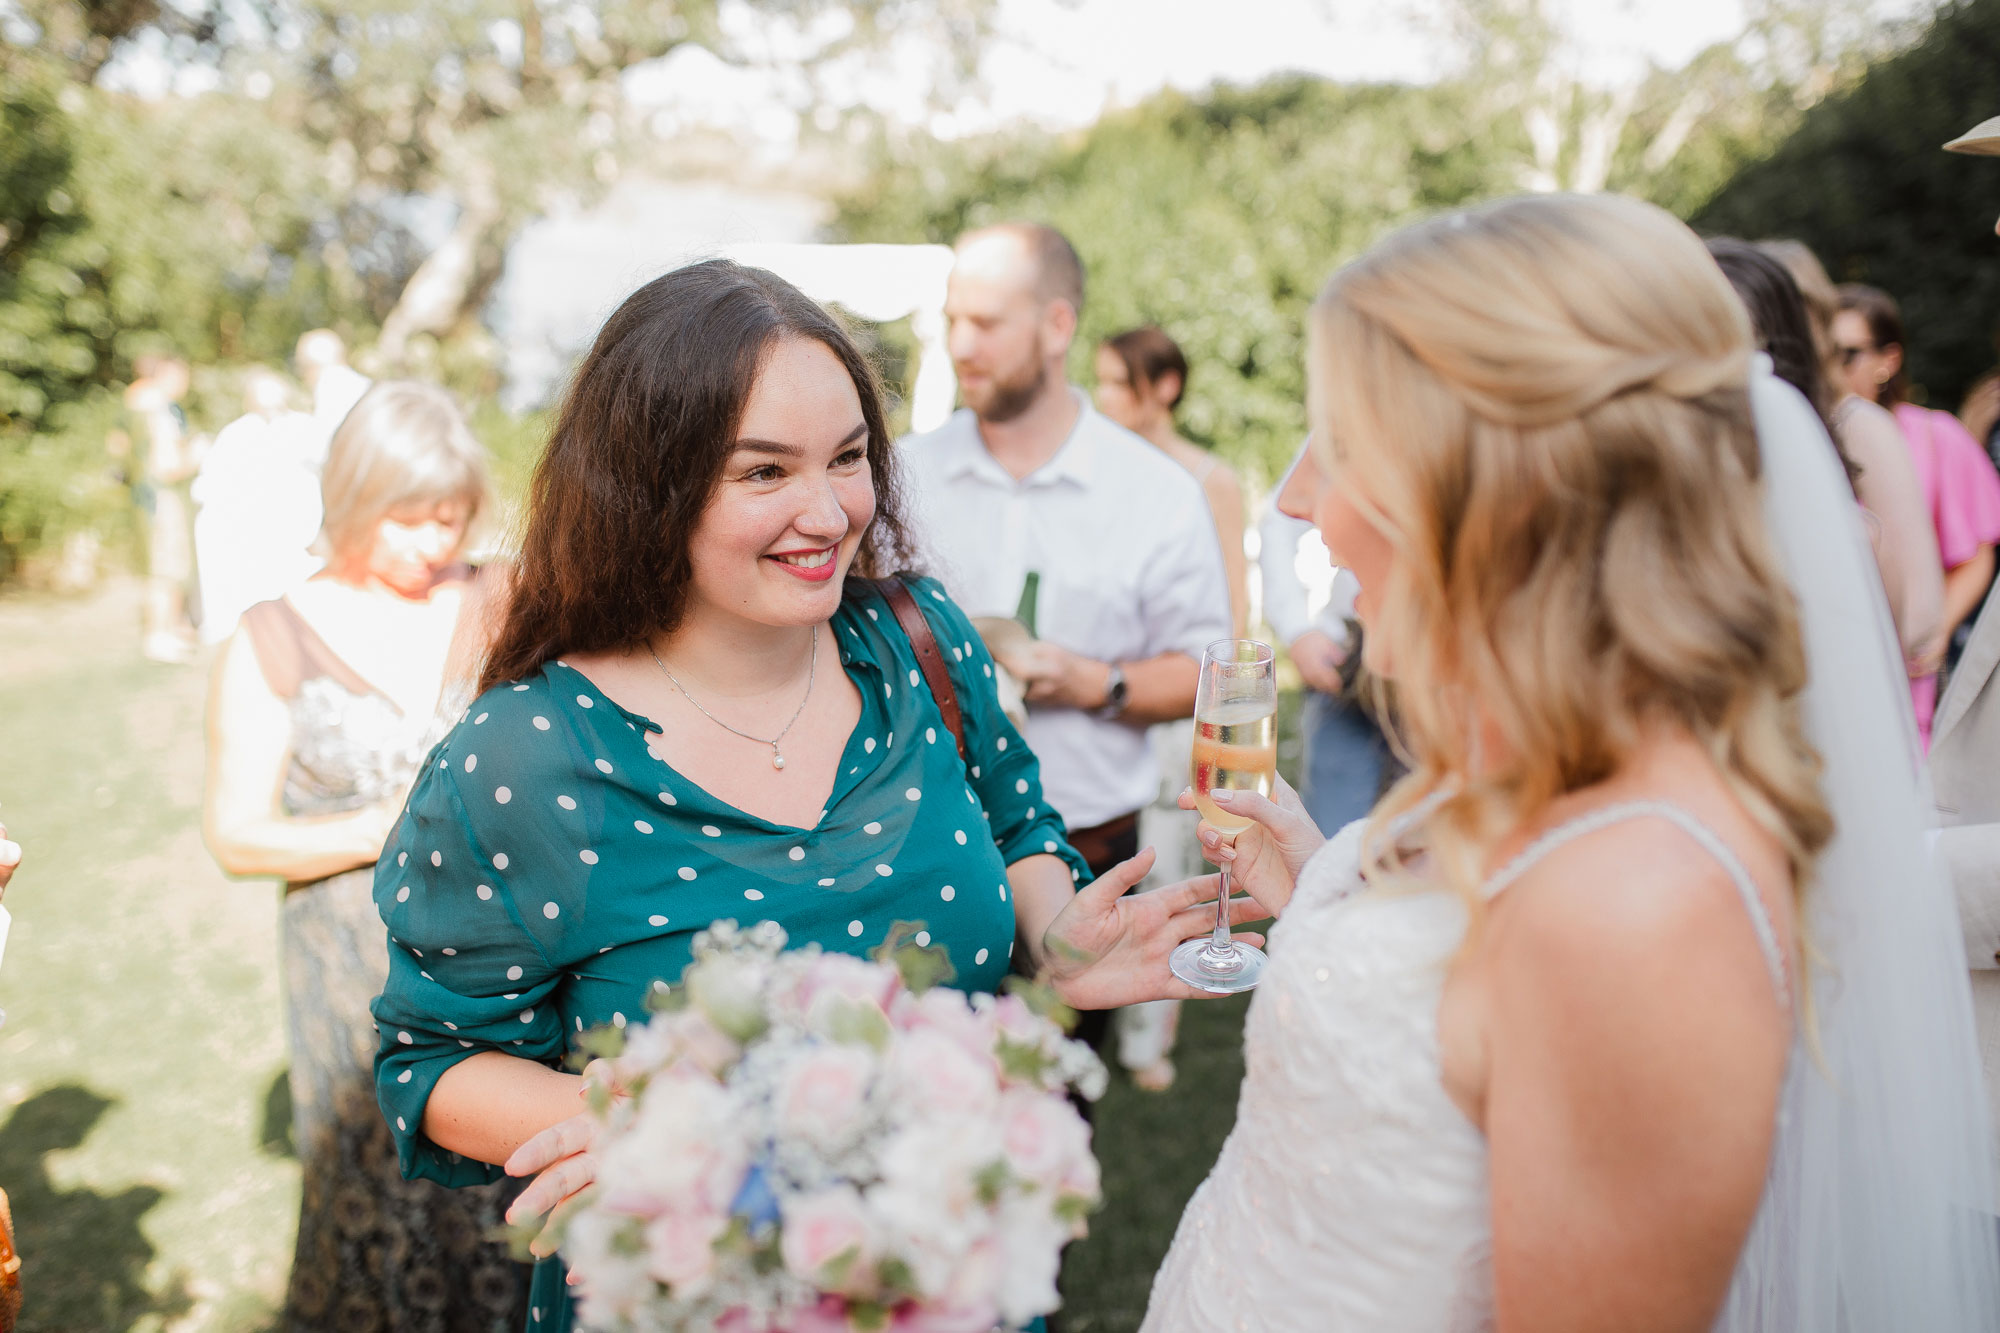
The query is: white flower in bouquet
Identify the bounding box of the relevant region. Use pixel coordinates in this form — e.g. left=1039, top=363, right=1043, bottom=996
left=555, top=919, right=1105, bottom=1333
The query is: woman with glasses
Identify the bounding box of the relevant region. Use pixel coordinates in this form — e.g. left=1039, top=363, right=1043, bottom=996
left=1754, top=244, right=1942, bottom=745
left=1836, top=284, right=2000, bottom=747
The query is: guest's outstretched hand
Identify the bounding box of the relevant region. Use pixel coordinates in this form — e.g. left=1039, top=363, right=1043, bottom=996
left=1042, top=847, right=1268, bottom=1010
left=1179, top=774, right=1326, bottom=919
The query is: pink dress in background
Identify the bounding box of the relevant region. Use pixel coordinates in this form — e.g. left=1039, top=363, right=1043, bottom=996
left=1895, top=402, right=2000, bottom=748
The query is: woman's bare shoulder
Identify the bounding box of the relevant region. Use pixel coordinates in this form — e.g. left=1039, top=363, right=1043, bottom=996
left=1484, top=785, right=1792, bottom=1023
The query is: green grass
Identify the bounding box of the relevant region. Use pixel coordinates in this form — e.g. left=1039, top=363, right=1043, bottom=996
left=0, top=581, right=296, bottom=1332
left=0, top=580, right=1290, bottom=1333
left=1055, top=993, right=1253, bottom=1331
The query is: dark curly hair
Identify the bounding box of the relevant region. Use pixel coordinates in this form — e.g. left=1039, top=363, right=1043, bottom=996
left=480, top=260, right=920, bottom=692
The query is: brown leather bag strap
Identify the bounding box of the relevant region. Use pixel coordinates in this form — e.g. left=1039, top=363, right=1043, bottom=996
left=879, top=578, right=967, bottom=761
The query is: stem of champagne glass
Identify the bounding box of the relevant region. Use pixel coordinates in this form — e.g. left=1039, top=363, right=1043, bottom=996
left=1210, top=838, right=1235, bottom=957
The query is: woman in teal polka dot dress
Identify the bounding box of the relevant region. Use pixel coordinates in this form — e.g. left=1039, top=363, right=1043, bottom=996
left=372, top=261, right=1261, bottom=1332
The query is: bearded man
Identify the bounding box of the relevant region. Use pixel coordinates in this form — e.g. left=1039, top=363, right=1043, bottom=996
left=900, top=222, right=1231, bottom=896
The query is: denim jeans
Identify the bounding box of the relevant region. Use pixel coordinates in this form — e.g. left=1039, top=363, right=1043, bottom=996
left=1300, top=688, right=1391, bottom=837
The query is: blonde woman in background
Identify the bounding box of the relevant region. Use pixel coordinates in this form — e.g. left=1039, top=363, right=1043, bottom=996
left=203, top=382, right=524, bottom=1329
left=1137, top=195, right=1998, bottom=1330
left=1762, top=242, right=1947, bottom=715
left=1093, top=325, right=1245, bottom=1091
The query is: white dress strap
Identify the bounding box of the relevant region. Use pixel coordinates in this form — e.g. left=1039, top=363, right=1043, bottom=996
left=1479, top=800, right=1789, bottom=1008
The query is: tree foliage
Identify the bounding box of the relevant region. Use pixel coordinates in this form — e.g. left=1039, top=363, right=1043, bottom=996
left=1694, top=0, right=2000, bottom=409
left=834, top=78, right=1515, bottom=482
left=0, top=0, right=989, bottom=578
left=830, top=2, right=1908, bottom=482
left=0, top=48, right=347, bottom=575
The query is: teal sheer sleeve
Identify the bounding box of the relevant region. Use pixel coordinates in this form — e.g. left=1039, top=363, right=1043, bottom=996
left=371, top=681, right=599, bottom=1186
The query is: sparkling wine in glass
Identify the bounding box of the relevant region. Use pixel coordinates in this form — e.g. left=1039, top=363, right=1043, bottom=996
left=1172, top=639, right=1276, bottom=994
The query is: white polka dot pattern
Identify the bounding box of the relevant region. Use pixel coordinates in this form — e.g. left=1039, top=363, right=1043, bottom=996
left=372, top=578, right=1062, bottom=1167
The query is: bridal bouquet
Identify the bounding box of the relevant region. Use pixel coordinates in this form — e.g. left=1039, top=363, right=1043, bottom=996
left=559, top=920, right=1106, bottom=1333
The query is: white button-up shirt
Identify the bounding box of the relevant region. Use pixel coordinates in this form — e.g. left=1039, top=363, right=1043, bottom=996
left=900, top=391, right=1233, bottom=830
left=1259, top=507, right=1360, bottom=652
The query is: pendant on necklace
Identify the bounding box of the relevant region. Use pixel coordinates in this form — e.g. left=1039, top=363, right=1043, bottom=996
left=771, top=746, right=787, bottom=771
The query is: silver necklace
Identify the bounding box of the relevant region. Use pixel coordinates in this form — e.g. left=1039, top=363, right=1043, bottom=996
left=648, top=626, right=817, bottom=770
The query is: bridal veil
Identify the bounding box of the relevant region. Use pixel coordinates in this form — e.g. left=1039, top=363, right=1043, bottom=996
left=1723, top=363, right=2000, bottom=1329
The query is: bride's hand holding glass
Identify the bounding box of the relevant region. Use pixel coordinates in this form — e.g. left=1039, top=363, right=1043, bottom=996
left=1178, top=771, right=1325, bottom=920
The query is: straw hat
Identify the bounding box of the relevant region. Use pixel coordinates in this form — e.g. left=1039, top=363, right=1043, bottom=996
left=1945, top=116, right=2000, bottom=156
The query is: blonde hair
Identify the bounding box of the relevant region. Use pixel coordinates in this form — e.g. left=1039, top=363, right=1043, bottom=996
left=1310, top=194, right=1831, bottom=918
left=318, top=381, right=490, bottom=561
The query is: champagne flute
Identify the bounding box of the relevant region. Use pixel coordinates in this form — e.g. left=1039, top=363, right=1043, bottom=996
left=1171, top=639, right=1276, bottom=993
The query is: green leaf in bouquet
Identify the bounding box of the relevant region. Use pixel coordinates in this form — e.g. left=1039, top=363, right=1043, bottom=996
left=1002, top=975, right=1079, bottom=1034
left=1054, top=1192, right=1099, bottom=1227
left=645, top=977, right=686, bottom=1014
left=564, top=1021, right=630, bottom=1077
left=821, top=994, right=893, bottom=1052
left=688, top=956, right=773, bottom=1043
left=716, top=1215, right=756, bottom=1260
left=876, top=1254, right=918, bottom=1302
left=870, top=920, right=957, bottom=994
left=820, top=1244, right=862, bottom=1289
left=994, top=1033, right=1058, bottom=1085
left=493, top=1184, right=607, bottom=1263
left=577, top=1021, right=628, bottom=1062
left=496, top=1212, right=544, bottom=1263
left=974, top=1159, right=1014, bottom=1206
left=846, top=1299, right=893, bottom=1332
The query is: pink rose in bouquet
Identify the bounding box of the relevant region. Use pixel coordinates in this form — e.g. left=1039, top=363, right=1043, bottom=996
left=778, top=1045, right=879, bottom=1154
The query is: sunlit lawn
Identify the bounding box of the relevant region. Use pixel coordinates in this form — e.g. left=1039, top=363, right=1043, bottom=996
left=0, top=580, right=1293, bottom=1333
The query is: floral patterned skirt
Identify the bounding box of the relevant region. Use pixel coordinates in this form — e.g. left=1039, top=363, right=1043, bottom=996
left=281, top=868, right=530, bottom=1332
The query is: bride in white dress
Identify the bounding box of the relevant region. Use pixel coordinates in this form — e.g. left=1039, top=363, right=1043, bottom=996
left=1136, top=195, right=2000, bottom=1332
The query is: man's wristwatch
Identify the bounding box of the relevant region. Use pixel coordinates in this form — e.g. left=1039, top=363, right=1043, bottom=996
left=1094, top=663, right=1129, bottom=720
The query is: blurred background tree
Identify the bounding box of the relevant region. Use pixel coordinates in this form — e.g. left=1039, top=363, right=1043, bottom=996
left=832, top=0, right=1918, bottom=485
left=1695, top=0, right=2000, bottom=407
left=0, top=0, right=991, bottom=579
left=835, top=76, right=1514, bottom=482
left=1, top=0, right=1985, bottom=583
left=0, top=32, right=341, bottom=579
